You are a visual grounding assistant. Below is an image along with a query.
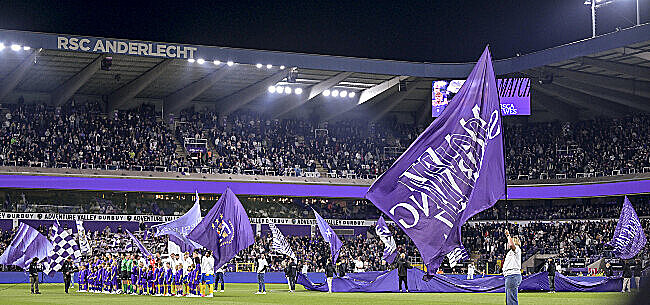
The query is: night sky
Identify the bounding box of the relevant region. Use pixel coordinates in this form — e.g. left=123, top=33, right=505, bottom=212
left=0, top=0, right=646, bottom=62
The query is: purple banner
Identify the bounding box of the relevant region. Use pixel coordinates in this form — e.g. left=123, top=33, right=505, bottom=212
left=297, top=270, right=623, bottom=293
left=0, top=174, right=649, bottom=200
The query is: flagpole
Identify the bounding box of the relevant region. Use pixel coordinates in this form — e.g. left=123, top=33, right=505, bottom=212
left=486, top=44, right=509, bottom=225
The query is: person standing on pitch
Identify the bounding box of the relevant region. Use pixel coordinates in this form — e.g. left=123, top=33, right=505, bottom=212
left=29, top=258, right=42, bottom=294
left=467, top=262, right=475, bottom=280
left=546, top=258, right=556, bottom=293
left=62, top=256, right=77, bottom=293
left=622, top=260, right=632, bottom=293
left=396, top=253, right=411, bottom=292
left=285, top=259, right=297, bottom=292
left=256, top=254, right=268, bottom=294
left=200, top=251, right=215, bottom=297
left=634, top=260, right=642, bottom=291
left=324, top=259, right=337, bottom=293
left=503, top=230, right=522, bottom=305
left=215, top=263, right=225, bottom=293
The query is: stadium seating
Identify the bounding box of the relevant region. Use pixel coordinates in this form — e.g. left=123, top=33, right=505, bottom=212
left=3, top=102, right=649, bottom=181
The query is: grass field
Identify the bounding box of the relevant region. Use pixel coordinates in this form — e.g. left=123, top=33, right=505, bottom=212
left=0, top=283, right=634, bottom=305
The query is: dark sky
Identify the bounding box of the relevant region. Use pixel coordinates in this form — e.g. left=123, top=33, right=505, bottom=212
left=0, top=0, right=646, bottom=62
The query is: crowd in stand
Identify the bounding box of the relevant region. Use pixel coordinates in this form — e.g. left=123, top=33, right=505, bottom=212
left=2, top=102, right=650, bottom=180
left=505, top=116, right=650, bottom=180
left=0, top=102, right=178, bottom=171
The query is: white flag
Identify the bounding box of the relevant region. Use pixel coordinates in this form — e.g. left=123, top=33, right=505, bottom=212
left=75, top=220, right=91, bottom=254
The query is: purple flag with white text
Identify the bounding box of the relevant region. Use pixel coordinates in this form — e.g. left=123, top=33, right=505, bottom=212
left=313, top=209, right=342, bottom=264
left=153, top=190, right=203, bottom=251
left=375, top=216, right=397, bottom=264
left=366, top=47, right=505, bottom=274
left=608, top=196, right=646, bottom=259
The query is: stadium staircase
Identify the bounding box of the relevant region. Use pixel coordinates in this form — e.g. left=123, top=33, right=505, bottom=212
left=164, top=119, right=190, bottom=163
left=314, top=161, right=329, bottom=177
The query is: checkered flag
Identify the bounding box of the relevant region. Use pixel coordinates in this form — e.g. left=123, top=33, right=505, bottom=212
left=44, top=220, right=81, bottom=276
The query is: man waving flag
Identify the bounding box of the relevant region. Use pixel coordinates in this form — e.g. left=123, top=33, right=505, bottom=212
left=366, top=46, right=505, bottom=274
left=313, top=209, right=342, bottom=264
left=608, top=196, right=646, bottom=259
left=188, top=187, right=254, bottom=270
left=375, top=216, right=397, bottom=264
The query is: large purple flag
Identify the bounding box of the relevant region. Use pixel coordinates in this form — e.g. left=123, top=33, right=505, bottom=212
left=188, top=187, right=255, bottom=270
left=375, top=216, right=398, bottom=264
left=126, top=229, right=153, bottom=257
left=313, top=208, right=343, bottom=264
left=366, top=47, right=505, bottom=274
left=153, top=190, right=203, bottom=250
left=0, top=223, right=53, bottom=269
left=608, top=196, right=646, bottom=259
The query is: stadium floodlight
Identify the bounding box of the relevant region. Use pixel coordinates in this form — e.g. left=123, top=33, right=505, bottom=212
left=213, top=60, right=221, bottom=65
left=227, top=61, right=234, bottom=66
left=197, top=58, right=205, bottom=64
left=584, top=0, right=637, bottom=37
left=280, top=65, right=286, bottom=70
left=266, top=64, right=272, bottom=69
left=10, top=44, right=21, bottom=51
left=268, top=86, right=276, bottom=93
left=0, top=43, right=5, bottom=51
left=23, top=46, right=30, bottom=51
left=349, top=92, right=356, bottom=98
left=188, top=58, right=196, bottom=63
left=275, top=86, right=284, bottom=93
left=284, top=87, right=292, bottom=94
left=295, top=87, right=303, bottom=95
left=323, top=89, right=331, bottom=96
left=340, top=90, right=348, bottom=98
left=332, top=89, right=339, bottom=97
left=256, top=63, right=263, bottom=68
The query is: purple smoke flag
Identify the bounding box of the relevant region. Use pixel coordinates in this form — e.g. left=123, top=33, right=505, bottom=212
left=313, top=208, right=343, bottom=264
left=126, top=229, right=153, bottom=257
left=188, top=187, right=254, bottom=269
left=608, top=196, right=646, bottom=259
left=0, top=223, right=53, bottom=269
left=366, top=46, right=505, bottom=274
left=153, top=190, right=202, bottom=250
left=375, top=216, right=398, bottom=264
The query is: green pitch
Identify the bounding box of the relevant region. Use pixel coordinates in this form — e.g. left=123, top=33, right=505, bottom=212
left=0, top=283, right=633, bottom=305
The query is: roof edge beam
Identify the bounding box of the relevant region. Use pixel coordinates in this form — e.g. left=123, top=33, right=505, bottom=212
left=50, top=54, right=103, bottom=106
left=0, top=49, right=40, bottom=102
left=220, top=69, right=289, bottom=114
left=163, top=67, right=230, bottom=113
left=580, top=56, right=650, bottom=81
left=108, top=59, right=173, bottom=110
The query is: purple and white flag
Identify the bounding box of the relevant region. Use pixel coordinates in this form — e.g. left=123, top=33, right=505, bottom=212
left=313, top=209, right=342, bottom=264
left=44, top=220, right=82, bottom=276
left=608, top=196, right=646, bottom=259
left=126, top=229, right=153, bottom=257
left=0, top=223, right=53, bottom=269
left=375, top=216, right=397, bottom=264
left=366, top=47, right=505, bottom=274
left=153, top=190, right=202, bottom=250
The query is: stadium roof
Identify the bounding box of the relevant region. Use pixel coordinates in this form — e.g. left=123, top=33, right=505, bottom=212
left=0, top=24, right=649, bottom=122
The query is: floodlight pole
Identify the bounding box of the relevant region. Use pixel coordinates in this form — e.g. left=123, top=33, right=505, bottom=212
left=637, top=0, right=640, bottom=26
left=591, top=0, right=597, bottom=38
